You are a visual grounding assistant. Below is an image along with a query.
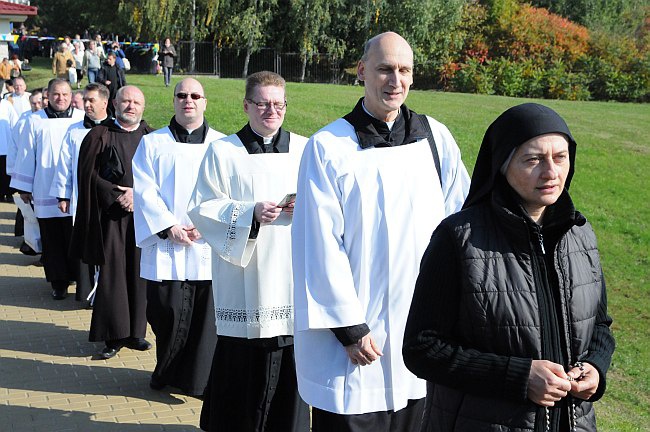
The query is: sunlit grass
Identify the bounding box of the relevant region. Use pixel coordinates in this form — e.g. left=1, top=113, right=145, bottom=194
left=19, top=58, right=650, bottom=431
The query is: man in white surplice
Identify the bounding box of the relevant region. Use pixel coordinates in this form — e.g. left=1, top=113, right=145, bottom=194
left=11, top=78, right=84, bottom=300
left=51, top=83, right=113, bottom=224
left=50, top=82, right=113, bottom=305
left=291, top=32, right=471, bottom=431
left=188, top=71, right=310, bottom=432
left=132, top=78, right=222, bottom=397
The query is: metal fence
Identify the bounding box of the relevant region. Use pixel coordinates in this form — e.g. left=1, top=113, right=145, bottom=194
left=132, top=42, right=345, bottom=84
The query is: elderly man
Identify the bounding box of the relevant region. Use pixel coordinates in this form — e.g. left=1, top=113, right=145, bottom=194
left=188, top=71, right=310, bottom=431
left=7, top=76, right=31, bottom=115
left=71, top=85, right=154, bottom=359
left=291, top=32, right=471, bottom=431
left=133, top=78, right=223, bottom=396
left=11, top=78, right=84, bottom=299
left=51, top=83, right=113, bottom=304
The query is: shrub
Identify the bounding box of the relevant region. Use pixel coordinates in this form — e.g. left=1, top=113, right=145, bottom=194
left=581, top=31, right=650, bottom=102
left=496, top=4, right=590, bottom=65
left=450, top=58, right=495, bottom=94
left=544, top=60, right=591, bottom=101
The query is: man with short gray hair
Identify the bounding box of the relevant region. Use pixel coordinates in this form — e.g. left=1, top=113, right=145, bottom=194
left=72, top=85, right=154, bottom=359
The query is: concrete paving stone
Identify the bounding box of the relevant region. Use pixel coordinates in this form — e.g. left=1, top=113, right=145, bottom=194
left=0, top=200, right=203, bottom=431
left=112, top=413, right=159, bottom=422
left=154, top=408, right=199, bottom=419
left=93, top=408, right=136, bottom=420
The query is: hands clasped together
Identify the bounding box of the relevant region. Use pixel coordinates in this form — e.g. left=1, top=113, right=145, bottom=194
left=527, top=359, right=599, bottom=406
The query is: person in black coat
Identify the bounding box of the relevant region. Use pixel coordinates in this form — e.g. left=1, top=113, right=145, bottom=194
left=403, top=103, right=615, bottom=432
left=97, top=52, right=126, bottom=108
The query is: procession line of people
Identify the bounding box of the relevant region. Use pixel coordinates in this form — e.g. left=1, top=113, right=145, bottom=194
left=2, top=31, right=614, bottom=432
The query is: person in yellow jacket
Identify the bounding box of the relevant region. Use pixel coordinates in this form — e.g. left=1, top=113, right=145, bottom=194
left=52, top=43, right=74, bottom=79
left=0, top=58, right=11, bottom=81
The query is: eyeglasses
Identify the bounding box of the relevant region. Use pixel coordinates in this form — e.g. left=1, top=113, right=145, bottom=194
left=176, top=93, right=206, bottom=100
left=246, top=99, right=287, bottom=111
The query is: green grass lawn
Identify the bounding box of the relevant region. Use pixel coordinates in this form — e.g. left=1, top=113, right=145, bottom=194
left=19, top=58, right=650, bottom=431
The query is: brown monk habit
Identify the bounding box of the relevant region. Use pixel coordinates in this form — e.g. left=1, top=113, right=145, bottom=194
left=71, top=120, right=154, bottom=342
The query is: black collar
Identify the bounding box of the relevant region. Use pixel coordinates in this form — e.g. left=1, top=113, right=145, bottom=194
left=45, top=105, right=74, bottom=119
left=83, top=114, right=113, bottom=129
left=236, top=123, right=290, bottom=154
left=343, top=98, right=429, bottom=149
left=168, top=116, right=209, bottom=143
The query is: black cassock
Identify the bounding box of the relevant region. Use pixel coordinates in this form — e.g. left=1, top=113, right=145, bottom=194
left=71, top=121, right=153, bottom=342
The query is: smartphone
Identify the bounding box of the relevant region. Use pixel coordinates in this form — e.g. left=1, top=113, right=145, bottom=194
left=277, top=193, right=296, bottom=208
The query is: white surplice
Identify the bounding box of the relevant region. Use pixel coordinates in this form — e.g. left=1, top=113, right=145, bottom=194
left=49, top=121, right=90, bottom=224
left=133, top=127, right=226, bottom=282
left=0, top=98, right=17, bottom=157
left=9, top=92, right=32, bottom=116
left=291, top=116, right=470, bottom=415
left=187, top=132, right=307, bottom=339
left=7, top=109, right=33, bottom=176
left=10, top=109, right=84, bottom=218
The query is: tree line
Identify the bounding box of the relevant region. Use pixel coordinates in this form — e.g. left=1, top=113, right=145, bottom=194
left=27, top=0, right=649, bottom=102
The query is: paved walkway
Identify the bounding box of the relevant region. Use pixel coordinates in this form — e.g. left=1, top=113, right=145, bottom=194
left=0, top=201, right=203, bottom=431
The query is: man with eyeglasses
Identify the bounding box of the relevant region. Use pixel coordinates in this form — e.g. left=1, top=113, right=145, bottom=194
left=188, top=71, right=309, bottom=432
left=71, top=85, right=154, bottom=359
left=291, top=32, right=471, bottom=431
left=132, top=78, right=223, bottom=396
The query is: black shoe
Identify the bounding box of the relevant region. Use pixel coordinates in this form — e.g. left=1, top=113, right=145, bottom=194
left=19, top=241, right=39, bottom=256
left=51, top=288, right=68, bottom=300
left=149, top=377, right=165, bottom=390
left=99, top=345, right=121, bottom=359
left=124, top=337, right=152, bottom=351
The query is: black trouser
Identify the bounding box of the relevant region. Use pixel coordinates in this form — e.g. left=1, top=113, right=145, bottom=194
left=37, top=216, right=75, bottom=289
left=312, top=398, right=425, bottom=432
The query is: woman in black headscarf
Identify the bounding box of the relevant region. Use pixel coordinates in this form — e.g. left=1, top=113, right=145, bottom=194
left=403, top=103, right=614, bottom=432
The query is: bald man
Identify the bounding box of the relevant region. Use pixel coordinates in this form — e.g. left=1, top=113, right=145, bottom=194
left=133, top=78, right=223, bottom=395
left=291, top=32, right=471, bottom=431
left=72, top=85, right=154, bottom=359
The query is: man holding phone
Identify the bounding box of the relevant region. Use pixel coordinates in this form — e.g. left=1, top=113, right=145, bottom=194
left=188, top=71, right=309, bottom=432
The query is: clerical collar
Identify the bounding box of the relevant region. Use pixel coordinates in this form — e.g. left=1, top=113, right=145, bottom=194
left=361, top=100, right=398, bottom=129
left=44, top=105, right=74, bottom=119
left=83, top=114, right=113, bottom=129
left=168, top=116, right=209, bottom=144
left=344, top=98, right=429, bottom=149
left=236, top=123, right=290, bottom=154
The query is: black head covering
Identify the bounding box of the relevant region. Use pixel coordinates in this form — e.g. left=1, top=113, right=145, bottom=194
left=463, top=103, right=577, bottom=209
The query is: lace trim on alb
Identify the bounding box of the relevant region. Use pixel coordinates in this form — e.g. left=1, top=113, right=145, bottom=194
left=222, top=202, right=242, bottom=257
left=216, top=305, right=293, bottom=324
